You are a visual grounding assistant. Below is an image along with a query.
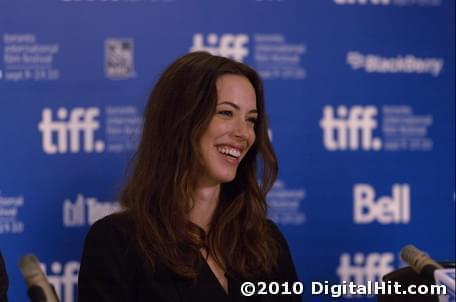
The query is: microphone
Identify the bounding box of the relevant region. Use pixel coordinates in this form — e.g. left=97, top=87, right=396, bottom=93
left=400, top=244, right=444, bottom=282
left=19, top=254, right=59, bottom=302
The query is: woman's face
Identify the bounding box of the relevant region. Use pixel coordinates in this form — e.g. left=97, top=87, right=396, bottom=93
left=198, top=74, right=258, bottom=186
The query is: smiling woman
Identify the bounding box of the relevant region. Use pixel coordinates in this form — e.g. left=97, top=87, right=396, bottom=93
left=77, top=52, right=301, bottom=302
left=198, top=74, right=258, bottom=186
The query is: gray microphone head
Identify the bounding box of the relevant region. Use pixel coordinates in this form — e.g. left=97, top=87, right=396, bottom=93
left=19, top=254, right=59, bottom=302
left=400, top=244, right=443, bottom=273
left=19, top=254, right=42, bottom=287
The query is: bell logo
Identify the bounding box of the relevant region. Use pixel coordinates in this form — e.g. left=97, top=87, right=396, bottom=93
left=337, top=253, right=394, bottom=287
left=319, top=105, right=382, bottom=151
left=38, top=107, right=105, bottom=154
left=189, top=33, right=249, bottom=62
left=354, top=184, right=410, bottom=224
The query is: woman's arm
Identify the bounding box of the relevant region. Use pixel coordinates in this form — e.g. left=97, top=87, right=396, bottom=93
left=267, top=220, right=302, bottom=302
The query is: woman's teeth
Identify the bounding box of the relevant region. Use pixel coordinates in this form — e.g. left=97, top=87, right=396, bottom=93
left=217, top=146, right=241, bottom=158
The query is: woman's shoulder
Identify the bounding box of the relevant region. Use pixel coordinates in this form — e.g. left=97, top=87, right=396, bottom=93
left=265, top=219, right=300, bottom=282
left=265, top=218, right=288, bottom=245
left=78, top=212, right=144, bottom=301
left=84, top=211, right=135, bottom=248
left=80, top=211, right=140, bottom=277
left=90, top=210, right=133, bottom=228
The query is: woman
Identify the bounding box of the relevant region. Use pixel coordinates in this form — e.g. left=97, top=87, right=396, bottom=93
left=78, top=52, right=301, bottom=301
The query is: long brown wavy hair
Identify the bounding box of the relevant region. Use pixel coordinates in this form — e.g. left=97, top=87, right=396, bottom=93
left=120, top=51, right=279, bottom=280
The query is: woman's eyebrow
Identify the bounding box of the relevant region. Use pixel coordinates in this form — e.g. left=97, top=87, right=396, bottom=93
left=217, top=101, right=258, bottom=114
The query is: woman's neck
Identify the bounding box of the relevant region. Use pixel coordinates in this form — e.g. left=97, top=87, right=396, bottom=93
left=189, top=184, right=220, bottom=232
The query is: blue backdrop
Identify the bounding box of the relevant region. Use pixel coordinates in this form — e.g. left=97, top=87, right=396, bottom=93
left=0, top=0, right=454, bottom=301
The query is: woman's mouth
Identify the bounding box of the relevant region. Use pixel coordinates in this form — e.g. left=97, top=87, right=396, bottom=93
left=216, top=145, right=242, bottom=164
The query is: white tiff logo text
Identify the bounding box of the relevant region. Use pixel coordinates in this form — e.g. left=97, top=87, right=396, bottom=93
left=190, top=33, right=249, bottom=62
left=320, top=105, right=381, bottom=151
left=337, top=253, right=394, bottom=291
left=354, top=184, right=410, bottom=224
left=38, top=107, right=105, bottom=154
left=63, top=194, right=120, bottom=227
left=41, top=261, right=79, bottom=302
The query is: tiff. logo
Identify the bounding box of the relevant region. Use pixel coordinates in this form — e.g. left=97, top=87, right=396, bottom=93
left=190, top=33, right=249, bottom=62
left=354, top=184, right=410, bottom=224
left=319, top=105, right=381, bottom=151
left=63, top=194, right=120, bottom=227
left=38, top=107, right=105, bottom=154
left=41, top=261, right=79, bottom=302
left=337, top=252, right=394, bottom=295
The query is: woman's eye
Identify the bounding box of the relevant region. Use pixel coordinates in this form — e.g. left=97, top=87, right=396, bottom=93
left=218, top=110, right=233, bottom=117
left=247, top=117, right=258, bottom=126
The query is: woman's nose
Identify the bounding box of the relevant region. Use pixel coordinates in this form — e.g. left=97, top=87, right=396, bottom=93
left=232, top=118, right=251, bottom=141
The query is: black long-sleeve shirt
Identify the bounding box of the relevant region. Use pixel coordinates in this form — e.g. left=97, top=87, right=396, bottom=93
left=78, top=212, right=302, bottom=302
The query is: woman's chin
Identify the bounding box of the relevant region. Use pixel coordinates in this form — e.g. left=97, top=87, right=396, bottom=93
left=214, top=171, right=237, bottom=184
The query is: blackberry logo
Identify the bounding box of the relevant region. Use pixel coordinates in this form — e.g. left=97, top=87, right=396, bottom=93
left=319, top=105, right=381, bottom=151
left=38, top=107, right=104, bottom=154
left=190, top=33, right=249, bottom=62
left=346, top=52, right=443, bottom=77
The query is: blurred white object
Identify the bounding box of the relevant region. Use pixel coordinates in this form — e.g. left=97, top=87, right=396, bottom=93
left=434, top=268, right=455, bottom=302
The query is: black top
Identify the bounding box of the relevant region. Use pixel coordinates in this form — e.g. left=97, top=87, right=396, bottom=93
left=78, top=213, right=302, bottom=302
left=0, top=251, right=8, bottom=302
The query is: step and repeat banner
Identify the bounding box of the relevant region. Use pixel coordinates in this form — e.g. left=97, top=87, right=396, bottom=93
left=0, top=0, right=454, bottom=301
